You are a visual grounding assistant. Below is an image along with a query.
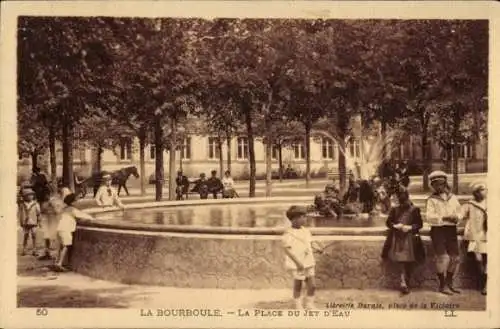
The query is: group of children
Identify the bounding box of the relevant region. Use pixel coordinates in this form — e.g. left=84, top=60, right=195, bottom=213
left=283, top=170, right=488, bottom=309
left=18, top=184, right=94, bottom=272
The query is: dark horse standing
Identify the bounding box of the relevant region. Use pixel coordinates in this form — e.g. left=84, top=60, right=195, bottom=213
left=75, top=166, right=140, bottom=198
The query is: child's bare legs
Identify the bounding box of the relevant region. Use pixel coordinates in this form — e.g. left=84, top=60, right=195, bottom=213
left=43, top=239, right=51, bottom=256
left=21, top=229, right=29, bottom=255
left=475, top=253, right=487, bottom=295
left=56, top=246, right=68, bottom=268
left=30, top=228, right=37, bottom=256
left=54, top=231, right=70, bottom=271
left=304, top=276, right=316, bottom=309
left=293, top=279, right=303, bottom=309
left=22, top=227, right=37, bottom=255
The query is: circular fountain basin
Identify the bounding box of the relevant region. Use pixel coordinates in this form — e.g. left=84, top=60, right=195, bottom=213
left=71, top=196, right=475, bottom=290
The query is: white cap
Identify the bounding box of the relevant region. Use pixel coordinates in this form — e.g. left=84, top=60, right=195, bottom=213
left=470, top=181, right=486, bottom=192
left=429, top=170, right=447, bottom=183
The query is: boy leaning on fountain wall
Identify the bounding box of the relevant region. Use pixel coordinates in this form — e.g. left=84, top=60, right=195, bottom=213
left=282, top=205, right=316, bottom=310
left=54, top=192, right=95, bottom=272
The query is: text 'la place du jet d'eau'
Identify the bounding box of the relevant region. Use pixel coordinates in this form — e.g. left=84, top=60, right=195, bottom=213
left=238, top=309, right=351, bottom=317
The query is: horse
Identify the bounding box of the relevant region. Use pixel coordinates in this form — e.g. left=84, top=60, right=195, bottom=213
left=87, top=166, right=140, bottom=197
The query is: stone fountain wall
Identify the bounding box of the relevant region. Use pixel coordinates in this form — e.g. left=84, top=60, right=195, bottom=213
left=71, top=226, right=479, bottom=290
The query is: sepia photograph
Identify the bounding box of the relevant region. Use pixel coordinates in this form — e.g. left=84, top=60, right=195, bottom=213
left=1, top=1, right=499, bottom=329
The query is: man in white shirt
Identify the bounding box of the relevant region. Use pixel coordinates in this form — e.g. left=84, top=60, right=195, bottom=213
left=94, top=173, right=125, bottom=209
left=426, top=170, right=463, bottom=295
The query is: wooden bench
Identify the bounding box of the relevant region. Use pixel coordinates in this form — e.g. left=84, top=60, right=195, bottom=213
left=179, top=190, right=225, bottom=200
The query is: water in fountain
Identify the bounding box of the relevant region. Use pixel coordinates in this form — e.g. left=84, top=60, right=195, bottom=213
left=93, top=203, right=388, bottom=228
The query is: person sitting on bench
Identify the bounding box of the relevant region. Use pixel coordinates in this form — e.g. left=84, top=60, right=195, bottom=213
left=175, top=171, right=190, bottom=200
left=207, top=170, right=223, bottom=199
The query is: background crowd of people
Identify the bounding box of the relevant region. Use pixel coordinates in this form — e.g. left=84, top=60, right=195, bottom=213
left=18, top=165, right=487, bottom=303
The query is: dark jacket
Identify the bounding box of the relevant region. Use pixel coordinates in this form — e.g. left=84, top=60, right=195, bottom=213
left=175, top=175, right=190, bottom=193
left=206, top=177, right=223, bottom=193
left=191, top=178, right=209, bottom=194
left=381, top=204, right=426, bottom=262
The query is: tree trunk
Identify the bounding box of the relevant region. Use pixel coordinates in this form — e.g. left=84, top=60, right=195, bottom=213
left=304, top=122, right=311, bottom=188
left=421, top=117, right=431, bottom=192
left=154, top=116, right=164, bottom=201
left=217, top=136, right=224, bottom=177
left=61, top=121, right=75, bottom=191
left=48, top=125, right=57, bottom=189
left=452, top=143, right=459, bottom=194
left=278, top=142, right=283, bottom=182
left=265, top=131, right=272, bottom=197
left=337, top=114, right=349, bottom=194
left=168, top=117, right=177, bottom=201
left=31, top=151, right=39, bottom=172
left=96, top=146, right=103, bottom=173
left=338, top=137, right=347, bottom=194
left=244, top=110, right=256, bottom=197
left=452, top=106, right=462, bottom=194
left=381, top=118, right=388, bottom=160
left=138, top=129, right=147, bottom=196
left=179, top=146, right=183, bottom=172
left=226, top=133, right=232, bottom=173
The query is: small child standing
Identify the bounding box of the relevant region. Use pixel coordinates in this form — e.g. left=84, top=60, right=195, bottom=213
left=282, top=205, right=316, bottom=309
left=38, top=186, right=67, bottom=260
left=54, top=193, right=94, bottom=272
left=462, top=182, right=487, bottom=295
left=18, top=188, right=41, bottom=256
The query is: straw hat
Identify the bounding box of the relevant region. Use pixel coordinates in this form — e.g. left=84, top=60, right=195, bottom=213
left=429, top=170, right=447, bottom=183
left=22, top=188, right=35, bottom=196
left=286, top=205, right=308, bottom=220
left=470, top=181, right=487, bottom=192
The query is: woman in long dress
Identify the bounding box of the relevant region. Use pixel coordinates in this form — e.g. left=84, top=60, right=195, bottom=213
left=382, top=188, right=425, bottom=294
left=221, top=170, right=236, bottom=198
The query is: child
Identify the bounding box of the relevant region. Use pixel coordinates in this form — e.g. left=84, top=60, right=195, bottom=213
left=18, top=188, right=41, bottom=256
left=54, top=193, right=94, bottom=272
left=426, top=171, right=463, bottom=295
left=95, top=173, right=125, bottom=209
left=381, top=187, right=425, bottom=295
left=462, top=182, right=487, bottom=295
left=38, top=186, right=67, bottom=260
left=282, top=205, right=316, bottom=309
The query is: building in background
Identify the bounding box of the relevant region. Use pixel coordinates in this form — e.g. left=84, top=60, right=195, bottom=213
left=17, top=116, right=488, bottom=181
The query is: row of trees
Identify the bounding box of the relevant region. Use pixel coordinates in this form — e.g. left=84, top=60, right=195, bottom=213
left=18, top=18, right=488, bottom=199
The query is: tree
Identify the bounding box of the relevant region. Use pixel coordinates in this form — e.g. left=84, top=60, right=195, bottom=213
left=18, top=17, right=114, bottom=191
left=196, top=18, right=273, bottom=197
left=77, top=112, right=134, bottom=173
left=428, top=21, right=488, bottom=193
left=194, top=90, right=241, bottom=176
left=17, top=103, right=48, bottom=172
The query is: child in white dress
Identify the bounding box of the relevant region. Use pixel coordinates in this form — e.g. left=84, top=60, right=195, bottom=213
left=282, top=205, right=316, bottom=309
left=462, top=182, right=487, bottom=295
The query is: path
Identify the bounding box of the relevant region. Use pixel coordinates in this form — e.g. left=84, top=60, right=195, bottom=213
left=17, top=253, right=485, bottom=310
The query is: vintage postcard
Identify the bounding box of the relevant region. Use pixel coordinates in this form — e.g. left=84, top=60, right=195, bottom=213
left=1, top=1, right=499, bottom=328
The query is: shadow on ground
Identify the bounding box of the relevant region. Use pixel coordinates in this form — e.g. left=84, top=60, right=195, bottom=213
left=17, top=285, right=133, bottom=308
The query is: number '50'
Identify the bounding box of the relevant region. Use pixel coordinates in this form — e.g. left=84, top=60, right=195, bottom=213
left=36, top=308, right=48, bottom=316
